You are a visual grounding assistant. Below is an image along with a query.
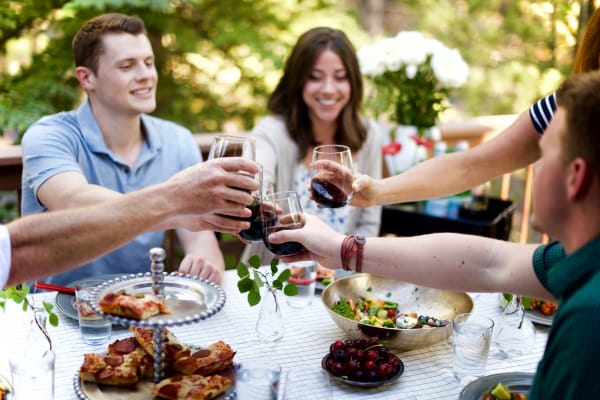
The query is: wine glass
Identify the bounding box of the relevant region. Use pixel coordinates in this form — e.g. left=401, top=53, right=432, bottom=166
left=208, top=134, right=256, bottom=161
left=310, top=144, right=354, bottom=208
left=262, top=191, right=306, bottom=257
left=237, top=165, right=266, bottom=243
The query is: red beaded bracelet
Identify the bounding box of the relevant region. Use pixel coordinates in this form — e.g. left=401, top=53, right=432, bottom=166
left=340, top=235, right=365, bottom=272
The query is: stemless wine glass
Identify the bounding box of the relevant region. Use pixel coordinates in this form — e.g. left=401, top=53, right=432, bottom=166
left=310, top=144, right=354, bottom=208
left=262, top=191, right=306, bottom=257
left=238, top=164, right=266, bottom=243
left=208, top=134, right=256, bottom=161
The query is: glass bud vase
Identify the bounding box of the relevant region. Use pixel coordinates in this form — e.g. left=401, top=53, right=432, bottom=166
left=256, top=287, right=284, bottom=343
left=9, top=308, right=55, bottom=400
left=492, top=295, right=536, bottom=358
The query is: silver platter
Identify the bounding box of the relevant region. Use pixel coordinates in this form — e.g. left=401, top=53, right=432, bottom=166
left=89, top=272, right=226, bottom=328
left=73, top=368, right=236, bottom=400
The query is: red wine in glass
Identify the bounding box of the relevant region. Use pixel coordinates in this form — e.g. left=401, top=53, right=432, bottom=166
left=238, top=201, right=268, bottom=242
left=310, top=178, right=348, bottom=208
left=263, top=223, right=305, bottom=256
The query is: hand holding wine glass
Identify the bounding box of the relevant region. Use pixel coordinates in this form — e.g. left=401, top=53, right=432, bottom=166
left=262, top=191, right=306, bottom=257
left=310, top=145, right=354, bottom=208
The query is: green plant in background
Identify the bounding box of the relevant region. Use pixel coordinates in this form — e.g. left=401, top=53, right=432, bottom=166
left=237, top=255, right=297, bottom=307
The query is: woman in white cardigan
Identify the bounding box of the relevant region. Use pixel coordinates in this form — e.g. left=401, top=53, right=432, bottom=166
left=241, top=27, right=382, bottom=265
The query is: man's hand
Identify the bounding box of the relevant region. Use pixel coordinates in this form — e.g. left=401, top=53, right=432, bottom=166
left=164, top=157, right=260, bottom=232
left=178, top=254, right=223, bottom=284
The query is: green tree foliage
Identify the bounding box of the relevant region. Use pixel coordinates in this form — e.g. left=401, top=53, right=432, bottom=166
left=0, top=0, right=346, bottom=138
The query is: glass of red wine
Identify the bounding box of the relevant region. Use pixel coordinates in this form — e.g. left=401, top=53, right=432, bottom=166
left=237, top=165, right=266, bottom=243
left=262, top=191, right=306, bottom=256
left=310, top=144, right=354, bottom=208
left=208, top=134, right=256, bottom=161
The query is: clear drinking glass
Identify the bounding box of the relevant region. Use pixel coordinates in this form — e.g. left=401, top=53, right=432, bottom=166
left=262, top=191, right=305, bottom=257
left=452, top=313, right=494, bottom=384
left=208, top=134, right=256, bottom=161
left=310, top=144, right=354, bottom=208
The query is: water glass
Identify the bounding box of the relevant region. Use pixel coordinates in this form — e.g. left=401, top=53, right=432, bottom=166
left=452, top=313, right=494, bottom=384
left=208, top=134, right=256, bottom=160
left=75, top=285, right=112, bottom=346
left=285, top=260, right=317, bottom=308
left=262, top=191, right=305, bottom=257
left=235, top=360, right=281, bottom=400
left=311, top=144, right=354, bottom=208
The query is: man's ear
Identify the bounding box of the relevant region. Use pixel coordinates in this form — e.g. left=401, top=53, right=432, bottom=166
left=75, top=66, right=96, bottom=90
left=567, top=158, right=592, bottom=200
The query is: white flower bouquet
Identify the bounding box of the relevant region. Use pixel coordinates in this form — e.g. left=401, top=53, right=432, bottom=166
left=358, top=31, right=469, bottom=132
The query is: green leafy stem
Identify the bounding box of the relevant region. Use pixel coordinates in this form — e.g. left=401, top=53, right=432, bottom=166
left=0, top=284, right=59, bottom=350
left=237, top=255, right=298, bottom=307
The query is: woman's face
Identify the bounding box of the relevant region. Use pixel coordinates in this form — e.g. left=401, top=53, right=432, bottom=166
left=302, top=49, right=351, bottom=126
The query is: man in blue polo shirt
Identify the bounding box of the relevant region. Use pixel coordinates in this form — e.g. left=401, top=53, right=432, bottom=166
left=270, top=71, right=600, bottom=398
left=21, top=13, right=226, bottom=285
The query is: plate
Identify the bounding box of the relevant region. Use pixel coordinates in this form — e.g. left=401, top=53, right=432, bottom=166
left=524, top=309, right=553, bottom=326
left=497, top=294, right=553, bottom=326
left=321, top=354, right=404, bottom=388
left=73, top=365, right=236, bottom=400
left=0, top=373, right=13, bottom=400
left=90, top=272, right=226, bottom=328
left=315, top=268, right=353, bottom=293
left=459, top=372, right=534, bottom=400
left=55, top=274, right=124, bottom=321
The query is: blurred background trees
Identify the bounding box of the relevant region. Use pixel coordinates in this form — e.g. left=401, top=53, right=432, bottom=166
left=0, top=0, right=597, bottom=139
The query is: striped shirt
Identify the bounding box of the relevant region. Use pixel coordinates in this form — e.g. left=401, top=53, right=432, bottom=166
left=529, top=92, right=557, bottom=134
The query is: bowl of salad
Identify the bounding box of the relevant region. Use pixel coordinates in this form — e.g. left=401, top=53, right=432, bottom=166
left=321, top=273, right=473, bottom=350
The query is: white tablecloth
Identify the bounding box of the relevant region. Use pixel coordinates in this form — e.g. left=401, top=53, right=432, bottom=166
left=0, top=270, right=549, bottom=399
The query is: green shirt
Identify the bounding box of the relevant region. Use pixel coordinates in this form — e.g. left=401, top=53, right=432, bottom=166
left=529, top=236, right=600, bottom=399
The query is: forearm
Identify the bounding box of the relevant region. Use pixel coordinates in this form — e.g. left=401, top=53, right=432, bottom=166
left=358, top=234, right=542, bottom=296
left=7, top=185, right=175, bottom=285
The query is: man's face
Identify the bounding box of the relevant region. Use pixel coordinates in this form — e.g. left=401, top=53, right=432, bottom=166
left=531, top=107, right=569, bottom=236
left=89, top=33, right=157, bottom=116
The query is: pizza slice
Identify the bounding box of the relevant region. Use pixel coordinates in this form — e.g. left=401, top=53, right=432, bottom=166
left=79, top=353, right=142, bottom=386
left=173, top=341, right=236, bottom=376
left=152, top=374, right=232, bottom=400
left=130, top=326, right=191, bottom=371
left=107, top=336, right=154, bottom=378
left=99, top=290, right=171, bottom=320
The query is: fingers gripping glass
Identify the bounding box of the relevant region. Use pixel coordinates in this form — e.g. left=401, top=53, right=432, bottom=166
left=310, top=144, right=354, bottom=208
left=262, top=191, right=306, bottom=257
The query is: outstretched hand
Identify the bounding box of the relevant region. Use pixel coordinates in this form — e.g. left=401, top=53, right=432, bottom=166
left=266, top=213, right=344, bottom=269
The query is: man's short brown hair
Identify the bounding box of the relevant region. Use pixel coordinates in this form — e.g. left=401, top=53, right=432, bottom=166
left=556, top=71, right=600, bottom=178
left=72, top=13, right=147, bottom=74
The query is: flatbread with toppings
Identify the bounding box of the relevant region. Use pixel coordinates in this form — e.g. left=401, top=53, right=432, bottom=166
left=153, top=374, right=232, bottom=400
left=99, top=290, right=171, bottom=320
left=173, top=341, right=236, bottom=375
left=79, top=353, right=142, bottom=386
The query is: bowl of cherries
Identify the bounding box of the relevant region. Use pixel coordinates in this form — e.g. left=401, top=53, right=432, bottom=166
left=321, top=337, right=404, bottom=387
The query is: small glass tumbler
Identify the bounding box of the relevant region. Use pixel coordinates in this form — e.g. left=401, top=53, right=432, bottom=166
left=235, top=360, right=281, bottom=400
left=452, top=313, right=494, bottom=384
left=75, top=285, right=112, bottom=346
left=285, top=260, right=317, bottom=309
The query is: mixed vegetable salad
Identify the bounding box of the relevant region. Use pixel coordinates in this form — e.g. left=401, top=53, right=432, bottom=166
left=332, top=296, right=448, bottom=329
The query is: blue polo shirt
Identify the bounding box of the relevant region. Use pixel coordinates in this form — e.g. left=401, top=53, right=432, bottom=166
left=21, top=100, right=202, bottom=285
left=529, top=236, right=600, bottom=399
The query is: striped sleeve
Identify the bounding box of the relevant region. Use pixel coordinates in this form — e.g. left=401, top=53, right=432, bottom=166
left=529, top=92, right=557, bottom=134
